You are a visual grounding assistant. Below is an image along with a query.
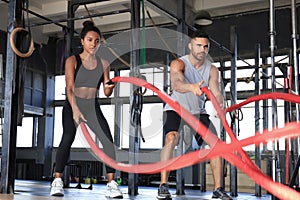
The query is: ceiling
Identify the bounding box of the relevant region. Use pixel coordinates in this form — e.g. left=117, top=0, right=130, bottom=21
left=0, top=0, right=299, bottom=43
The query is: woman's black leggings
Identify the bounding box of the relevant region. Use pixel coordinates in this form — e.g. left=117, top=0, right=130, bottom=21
left=55, top=97, right=116, bottom=174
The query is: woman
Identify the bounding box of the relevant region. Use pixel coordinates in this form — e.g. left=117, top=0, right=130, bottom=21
left=50, top=20, right=123, bottom=199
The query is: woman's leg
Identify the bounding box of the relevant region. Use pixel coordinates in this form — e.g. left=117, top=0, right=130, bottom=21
left=54, top=102, right=77, bottom=178
left=77, top=98, right=122, bottom=198
left=78, top=98, right=116, bottom=178
left=92, top=100, right=116, bottom=175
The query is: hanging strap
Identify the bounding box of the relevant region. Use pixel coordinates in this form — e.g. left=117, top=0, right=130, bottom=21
left=130, top=74, right=147, bottom=143
left=10, top=0, right=34, bottom=58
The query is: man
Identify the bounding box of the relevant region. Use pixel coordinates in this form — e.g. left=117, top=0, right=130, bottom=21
left=157, top=31, right=232, bottom=200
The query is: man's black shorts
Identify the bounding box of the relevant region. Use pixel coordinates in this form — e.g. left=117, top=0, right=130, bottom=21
left=163, top=110, right=218, bottom=146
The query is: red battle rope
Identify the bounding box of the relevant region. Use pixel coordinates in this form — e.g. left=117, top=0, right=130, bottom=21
left=79, top=76, right=300, bottom=200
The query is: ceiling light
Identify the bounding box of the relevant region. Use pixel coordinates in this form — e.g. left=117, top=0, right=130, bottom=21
left=194, top=10, right=213, bottom=26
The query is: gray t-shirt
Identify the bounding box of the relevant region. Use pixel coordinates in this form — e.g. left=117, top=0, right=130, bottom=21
left=164, top=55, right=212, bottom=115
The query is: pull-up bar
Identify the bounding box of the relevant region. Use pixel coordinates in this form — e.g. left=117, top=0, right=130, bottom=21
left=30, top=9, right=131, bottom=27
left=1, top=0, right=66, bottom=29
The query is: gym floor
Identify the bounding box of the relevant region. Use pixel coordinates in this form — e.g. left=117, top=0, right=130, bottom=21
left=0, top=179, right=272, bottom=200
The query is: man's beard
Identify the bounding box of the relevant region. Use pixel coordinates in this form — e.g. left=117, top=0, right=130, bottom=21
left=192, top=52, right=206, bottom=62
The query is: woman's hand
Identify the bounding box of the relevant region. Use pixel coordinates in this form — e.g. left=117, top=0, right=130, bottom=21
left=73, top=107, right=87, bottom=125
left=103, top=80, right=115, bottom=97
left=105, top=80, right=115, bottom=89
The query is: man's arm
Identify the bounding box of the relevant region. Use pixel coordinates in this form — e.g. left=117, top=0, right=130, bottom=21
left=170, top=59, right=204, bottom=96
left=208, top=65, right=224, bottom=108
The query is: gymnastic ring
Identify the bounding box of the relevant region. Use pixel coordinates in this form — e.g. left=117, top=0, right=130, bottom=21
left=10, top=27, right=35, bottom=58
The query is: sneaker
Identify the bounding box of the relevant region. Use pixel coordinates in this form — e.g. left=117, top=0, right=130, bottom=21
left=157, top=183, right=172, bottom=199
left=212, top=187, right=233, bottom=200
left=50, top=178, right=64, bottom=196
left=105, top=180, right=123, bottom=199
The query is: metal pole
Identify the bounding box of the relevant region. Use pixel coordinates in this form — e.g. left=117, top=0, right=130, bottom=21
left=254, top=43, right=262, bottom=197
left=1, top=0, right=66, bottom=29
left=219, top=60, right=226, bottom=189
left=30, top=9, right=131, bottom=27
left=164, top=53, right=170, bottom=95
left=176, top=0, right=186, bottom=195
left=291, top=0, right=300, bottom=186
left=229, top=25, right=238, bottom=197
left=66, top=2, right=77, bottom=57
left=1, top=0, right=15, bottom=193
left=262, top=57, right=269, bottom=153
left=113, top=69, right=121, bottom=148
left=128, top=0, right=140, bottom=196
left=269, top=1, right=281, bottom=198
left=0, top=0, right=20, bottom=194
left=61, top=1, right=78, bottom=188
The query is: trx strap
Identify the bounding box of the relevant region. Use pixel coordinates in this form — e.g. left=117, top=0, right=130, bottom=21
left=16, top=0, right=33, bottom=125
left=130, top=74, right=146, bottom=143
left=129, top=0, right=147, bottom=142
left=145, top=7, right=177, bottom=59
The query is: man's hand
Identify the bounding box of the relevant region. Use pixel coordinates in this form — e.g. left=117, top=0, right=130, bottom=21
left=191, top=80, right=205, bottom=96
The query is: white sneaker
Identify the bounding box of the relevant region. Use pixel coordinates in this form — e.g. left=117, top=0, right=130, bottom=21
left=50, top=178, right=64, bottom=196
left=105, top=180, right=123, bottom=199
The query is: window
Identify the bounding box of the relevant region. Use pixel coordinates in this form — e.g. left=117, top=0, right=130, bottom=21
left=17, top=117, right=33, bottom=147
left=211, top=56, right=289, bottom=151
left=121, top=103, right=163, bottom=149
left=55, top=75, right=66, bottom=100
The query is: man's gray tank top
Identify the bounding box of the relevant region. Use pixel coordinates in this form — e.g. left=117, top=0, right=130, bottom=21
left=164, top=55, right=212, bottom=115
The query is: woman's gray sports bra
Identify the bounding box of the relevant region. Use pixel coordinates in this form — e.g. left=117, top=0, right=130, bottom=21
left=74, top=54, right=104, bottom=89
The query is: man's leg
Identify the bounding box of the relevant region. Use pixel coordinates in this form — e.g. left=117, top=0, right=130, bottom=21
left=199, top=114, right=232, bottom=199
left=158, top=111, right=182, bottom=199
left=160, top=131, right=179, bottom=184
left=210, top=157, right=233, bottom=199
left=158, top=131, right=178, bottom=199
left=210, top=156, right=222, bottom=189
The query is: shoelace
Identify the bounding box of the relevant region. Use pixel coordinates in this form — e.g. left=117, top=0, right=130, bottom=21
left=109, top=182, right=119, bottom=190
left=160, top=185, right=169, bottom=193
left=52, top=181, right=62, bottom=187
left=215, top=188, right=230, bottom=197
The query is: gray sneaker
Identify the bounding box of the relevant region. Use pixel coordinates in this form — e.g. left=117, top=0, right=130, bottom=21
left=212, top=187, right=233, bottom=200
left=157, top=183, right=172, bottom=199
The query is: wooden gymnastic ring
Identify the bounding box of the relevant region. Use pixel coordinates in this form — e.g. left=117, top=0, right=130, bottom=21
left=10, top=27, right=35, bottom=58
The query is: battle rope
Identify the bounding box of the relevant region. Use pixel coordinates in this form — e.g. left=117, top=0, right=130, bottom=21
left=80, top=76, right=300, bottom=200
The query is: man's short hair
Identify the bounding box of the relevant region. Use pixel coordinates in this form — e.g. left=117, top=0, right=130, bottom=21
left=191, top=30, right=209, bottom=40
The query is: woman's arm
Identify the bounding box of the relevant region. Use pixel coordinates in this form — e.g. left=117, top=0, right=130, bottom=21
left=101, top=59, right=115, bottom=97
left=65, top=55, right=86, bottom=124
